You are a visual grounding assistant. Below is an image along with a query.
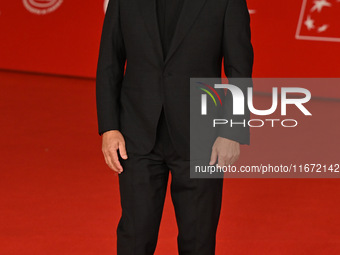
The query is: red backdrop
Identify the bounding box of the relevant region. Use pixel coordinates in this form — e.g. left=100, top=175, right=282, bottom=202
left=0, top=0, right=339, bottom=97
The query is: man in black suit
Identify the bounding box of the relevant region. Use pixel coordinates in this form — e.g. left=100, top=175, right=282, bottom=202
left=96, top=0, right=253, bottom=254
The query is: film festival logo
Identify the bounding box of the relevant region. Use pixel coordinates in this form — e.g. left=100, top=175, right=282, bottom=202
left=197, top=81, right=312, bottom=128
left=23, top=0, right=63, bottom=15
left=296, top=0, right=340, bottom=42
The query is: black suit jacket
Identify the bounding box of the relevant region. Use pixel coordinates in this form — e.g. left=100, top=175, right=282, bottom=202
left=96, top=0, right=254, bottom=160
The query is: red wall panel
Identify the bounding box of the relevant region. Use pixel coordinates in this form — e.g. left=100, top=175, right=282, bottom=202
left=0, top=0, right=106, bottom=78
left=0, top=0, right=339, bottom=97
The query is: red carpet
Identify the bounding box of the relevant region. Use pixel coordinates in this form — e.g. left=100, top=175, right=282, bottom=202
left=1, top=70, right=340, bottom=254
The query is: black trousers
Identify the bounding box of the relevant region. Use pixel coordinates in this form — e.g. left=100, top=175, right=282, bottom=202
left=117, top=109, right=224, bottom=255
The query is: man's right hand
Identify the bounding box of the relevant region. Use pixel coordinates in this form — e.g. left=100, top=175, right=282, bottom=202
left=102, top=130, right=128, bottom=174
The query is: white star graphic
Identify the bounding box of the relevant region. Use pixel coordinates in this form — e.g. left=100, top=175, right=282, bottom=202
left=317, top=24, right=329, bottom=32
left=304, top=15, right=315, bottom=30
left=311, top=0, right=332, bottom=12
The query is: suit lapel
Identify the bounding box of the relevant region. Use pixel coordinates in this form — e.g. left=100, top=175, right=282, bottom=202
left=135, top=0, right=164, bottom=62
left=135, top=0, right=207, bottom=65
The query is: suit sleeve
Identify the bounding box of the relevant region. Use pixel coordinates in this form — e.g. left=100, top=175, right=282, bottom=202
left=96, top=0, right=126, bottom=135
left=218, top=0, right=254, bottom=144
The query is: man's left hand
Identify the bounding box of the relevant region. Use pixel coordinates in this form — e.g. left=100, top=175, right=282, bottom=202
left=209, top=137, right=240, bottom=167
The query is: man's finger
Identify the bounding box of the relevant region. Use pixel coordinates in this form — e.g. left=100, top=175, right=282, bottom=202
left=119, top=141, right=128, bottom=160
left=230, top=155, right=238, bottom=165
left=225, top=153, right=236, bottom=166
left=230, top=152, right=240, bottom=165
left=209, top=148, right=217, bottom=165
left=104, top=153, right=120, bottom=173
left=110, top=150, right=123, bottom=173
left=217, top=156, right=226, bottom=168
